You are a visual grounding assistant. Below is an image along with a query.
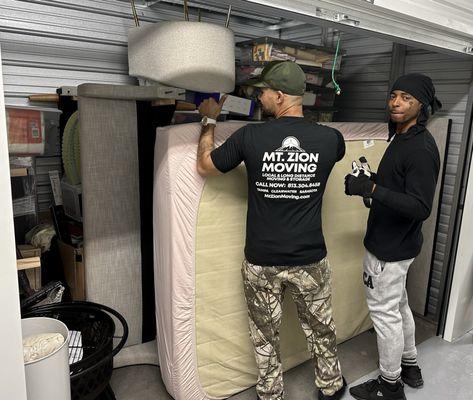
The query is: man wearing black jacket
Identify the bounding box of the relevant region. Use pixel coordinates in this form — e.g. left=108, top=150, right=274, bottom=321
left=344, top=73, right=442, bottom=400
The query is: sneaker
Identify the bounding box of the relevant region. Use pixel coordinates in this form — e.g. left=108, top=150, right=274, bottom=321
left=318, top=377, right=347, bottom=400
left=401, top=364, right=423, bottom=388
left=349, top=376, right=406, bottom=400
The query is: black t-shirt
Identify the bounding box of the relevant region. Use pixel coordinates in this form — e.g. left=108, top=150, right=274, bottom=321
left=210, top=117, right=345, bottom=266
left=364, top=126, right=440, bottom=262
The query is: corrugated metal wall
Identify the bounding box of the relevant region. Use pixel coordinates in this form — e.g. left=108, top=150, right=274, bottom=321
left=334, top=37, right=473, bottom=318
left=404, top=48, right=473, bottom=316
left=281, top=28, right=395, bottom=121
left=0, top=0, right=273, bottom=107
left=1, top=0, right=129, bottom=107
left=335, top=32, right=394, bottom=122
left=337, top=41, right=473, bottom=317
left=282, top=26, right=473, bottom=318
left=0, top=0, right=274, bottom=211
left=334, top=36, right=473, bottom=317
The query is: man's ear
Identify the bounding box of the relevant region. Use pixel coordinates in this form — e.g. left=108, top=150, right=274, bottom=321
left=416, top=101, right=424, bottom=116
left=276, top=91, right=285, bottom=104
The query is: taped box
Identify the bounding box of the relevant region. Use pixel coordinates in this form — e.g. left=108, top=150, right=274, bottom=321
left=58, top=240, right=85, bottom=300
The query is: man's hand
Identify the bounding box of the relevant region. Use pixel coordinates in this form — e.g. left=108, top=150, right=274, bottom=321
left=358, top=156, right=377, bottom=182
left=368, top=171, right=377, bottom=183
left=196, top=95, right=228, bottom=177
left=344, top=174, right=375, bottom=197
left=198, top=95, right=228, bottom=119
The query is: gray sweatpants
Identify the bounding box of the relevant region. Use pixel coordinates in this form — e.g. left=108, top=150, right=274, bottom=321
left=363, top=250, right=417, bottom=381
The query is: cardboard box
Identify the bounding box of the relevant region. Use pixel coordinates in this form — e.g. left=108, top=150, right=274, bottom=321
left=58, top=240, right=85, bottom=300
left=305, top=72, right=324, bottom=86
left=303, top=92, right=317, bottom=106
left=252, top=43, right=297, bottom=63
left=61, top=181, right=82, bottom=221
left=250, top=42, right=335, bottom=68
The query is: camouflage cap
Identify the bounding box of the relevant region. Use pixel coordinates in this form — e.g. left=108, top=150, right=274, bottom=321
left=245, top=60, right=306, bottom=96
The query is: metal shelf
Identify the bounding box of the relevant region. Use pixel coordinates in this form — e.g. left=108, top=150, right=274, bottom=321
left=305, top=83, right=337, bottom=92
left=236, top=61, right=340, bottom=75
left=236, top=36, right=339, bottom=55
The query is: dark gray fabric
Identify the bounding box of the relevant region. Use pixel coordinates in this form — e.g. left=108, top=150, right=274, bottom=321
left=77, top=83, right=179, bottom=101
left=79, top=96, right=142, bottom=346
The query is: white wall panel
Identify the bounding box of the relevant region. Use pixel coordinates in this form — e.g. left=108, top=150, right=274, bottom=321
left=0, top=46, right=27, bottom=400
left=444, top=153, right=473, bottom=341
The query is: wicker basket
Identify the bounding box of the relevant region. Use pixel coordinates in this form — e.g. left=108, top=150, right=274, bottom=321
left=23, top=301, right=128, bottom=400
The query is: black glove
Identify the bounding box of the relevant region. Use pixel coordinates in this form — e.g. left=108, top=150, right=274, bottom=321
left=344, top=173, right=375, bottom=197
left=369, top=171, right=377, bottom=183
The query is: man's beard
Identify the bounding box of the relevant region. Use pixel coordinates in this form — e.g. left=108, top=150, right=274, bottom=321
left=261, top=103, right=275, bottom=117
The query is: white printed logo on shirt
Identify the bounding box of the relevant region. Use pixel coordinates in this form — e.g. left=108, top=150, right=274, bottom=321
left=255, top=137, right=321, bottom=201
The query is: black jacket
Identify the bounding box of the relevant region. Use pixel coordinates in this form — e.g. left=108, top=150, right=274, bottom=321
left=364, top=122, right=440, bottom=262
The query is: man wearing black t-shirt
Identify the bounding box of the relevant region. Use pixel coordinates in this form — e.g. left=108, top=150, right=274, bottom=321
left=196, top=61, right=346, bottom=400
left=345, top=74, right=442, bottom=400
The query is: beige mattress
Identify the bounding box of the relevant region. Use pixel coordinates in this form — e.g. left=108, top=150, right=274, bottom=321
left=154, top=121, right=389, bottom=400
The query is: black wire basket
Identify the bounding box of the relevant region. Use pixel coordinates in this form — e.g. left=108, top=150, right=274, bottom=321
left=23, top=301, right=128, bottom=400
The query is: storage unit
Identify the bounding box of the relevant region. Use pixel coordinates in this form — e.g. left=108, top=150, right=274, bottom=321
left=1, top=2, right=473, bottom=399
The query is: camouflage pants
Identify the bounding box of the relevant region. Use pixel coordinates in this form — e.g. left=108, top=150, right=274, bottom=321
left=242, top=258, right=343, bottom=400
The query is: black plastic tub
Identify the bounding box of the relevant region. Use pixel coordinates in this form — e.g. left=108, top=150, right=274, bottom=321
left=23, top=301, right=128, bottom=400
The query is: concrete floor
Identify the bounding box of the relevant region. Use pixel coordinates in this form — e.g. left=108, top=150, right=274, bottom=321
left=341, top=330, right=473, bottom=400
left=109, top=316, right=458, bottom=400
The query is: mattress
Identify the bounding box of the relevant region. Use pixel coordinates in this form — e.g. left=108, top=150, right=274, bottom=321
left=153, top=121, right=390, bottom=400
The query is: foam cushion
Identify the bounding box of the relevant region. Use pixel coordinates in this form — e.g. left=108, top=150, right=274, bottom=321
left=128, top=22, right=235, bottom=93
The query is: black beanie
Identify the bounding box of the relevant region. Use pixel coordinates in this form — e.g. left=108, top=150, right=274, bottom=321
left=388, top=73, right=442, bottom=140
left=391, top=73, right=442, bottom=115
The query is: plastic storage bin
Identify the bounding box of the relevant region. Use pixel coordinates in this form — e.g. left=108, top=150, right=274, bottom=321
left=23, top=301, right=128, bottom=400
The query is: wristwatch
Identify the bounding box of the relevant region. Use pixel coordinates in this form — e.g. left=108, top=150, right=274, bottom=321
left=201, top=116, right=217, bottom=126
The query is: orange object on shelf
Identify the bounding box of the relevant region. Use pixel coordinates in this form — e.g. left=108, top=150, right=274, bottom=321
left=6, top=108, right=45, bottom=155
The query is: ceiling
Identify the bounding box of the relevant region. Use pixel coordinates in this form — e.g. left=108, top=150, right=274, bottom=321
left=118, top=0, right=473, bottom=56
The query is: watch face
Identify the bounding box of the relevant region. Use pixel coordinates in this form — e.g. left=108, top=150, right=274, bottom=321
left=201, top=116, right=215, bottom=126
